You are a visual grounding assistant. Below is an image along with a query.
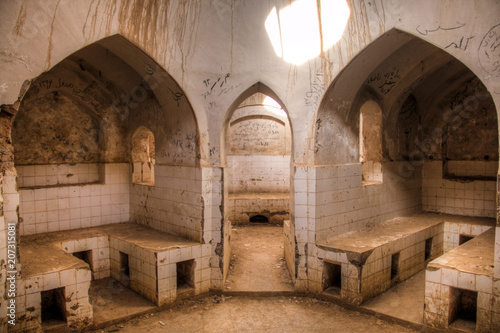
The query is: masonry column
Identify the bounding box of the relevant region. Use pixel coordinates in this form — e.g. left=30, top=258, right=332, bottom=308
left=201, top=167, right=224, bottom=290
left=493, top=171, right=500, bottom=330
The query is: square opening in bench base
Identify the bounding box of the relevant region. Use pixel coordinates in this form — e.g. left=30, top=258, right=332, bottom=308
left=119, top=251, right=130, bottom=287
left=449, top=287, right=477, bottom=331
left=322, top=261, right=342, bottom=295
left=459, top=235, right=474, bottom=245
left=41, top=287, right=67, bottom=330
left=391, top=252, right=400, bottom=282
left=73, top=250, right=93, bottom=278
left=177, top=259, right=195, bottom=298
left=425, top=237, right=433, bottom=261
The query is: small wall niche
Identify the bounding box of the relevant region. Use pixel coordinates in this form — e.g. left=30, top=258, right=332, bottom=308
left=131, top=126, right=155, bottom=186
left=322, top=261, right=342, bottom=295
left=359, top=100, right=383, bottom=185
left=425, top=237, right=433, bottom=261
left=177, top=259, right=195, bottom=296
left=449, top=287, right=477, bottom=330
left=391, top=253, right=400, bottom=281
left=119, top=251, right=130, bottom=287
left=41, top=288, right=67, bottom=329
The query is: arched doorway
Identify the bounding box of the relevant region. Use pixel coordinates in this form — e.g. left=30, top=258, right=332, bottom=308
left=221, top=84, right=295, bottom=291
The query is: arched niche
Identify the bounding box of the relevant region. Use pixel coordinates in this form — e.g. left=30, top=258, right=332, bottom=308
left=131, top=126, right=155, bottom=185
left=314, top=27, right=498, bottom=224
left=12, top=34, right=202, bottom=239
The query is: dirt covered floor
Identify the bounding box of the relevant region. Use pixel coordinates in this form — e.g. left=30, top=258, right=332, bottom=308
left=362, top=270, right=425, bottom=324
left=92, top=295, right=419, bottom=333
left=224, top=224, right=294, bottom=291
left=90, top=278, right=156, bottom=326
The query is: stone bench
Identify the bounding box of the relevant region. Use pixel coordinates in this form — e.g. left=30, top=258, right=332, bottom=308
left=17, top=223, right=210, bottom=332
left=424, top=228, right=496, bottom=331
left=228, top=192, right=290, bottom=224
left=316, top=213, right=494, bottom=305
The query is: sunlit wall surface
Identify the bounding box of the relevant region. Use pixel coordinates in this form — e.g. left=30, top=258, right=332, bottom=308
left=265, top=0, right=350, bottom=65
left=264, top=96, right=287, bottom=117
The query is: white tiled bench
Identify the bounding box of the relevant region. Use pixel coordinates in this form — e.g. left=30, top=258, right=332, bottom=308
left=424, top=228, right=496, bottom=332
left=316, top=213, right=494, bottom=305
left=17, top=223, right=211, bottom=331
left=17, top=236, right=94, bottom=332
left=103, top=223, right=210, bottom=305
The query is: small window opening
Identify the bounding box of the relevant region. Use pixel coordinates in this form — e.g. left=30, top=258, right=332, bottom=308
left=322, top=261, right=342, bottom=295
left=73, top=250, right=93, bottom=278
left=449, top=288, right=477, bottom=331
left=250, top=215, right=269, bottom=223
left=177, top=259, right=195, bottom=297
left=425, top=238, right=433, bottom=261
left=459, top=235, right=474, bottom=245
left=41, top=288, right=67, bottom=330
left=119, top=251, right=130, bottom=287
left=391, top=253, right=400, bottom=281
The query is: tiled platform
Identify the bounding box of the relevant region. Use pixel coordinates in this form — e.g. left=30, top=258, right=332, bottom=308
left=316, top=213, right=494, bottom=305
left=16, top=223, right=210, bottom=332
left=424, top=228, right=497, bottom=331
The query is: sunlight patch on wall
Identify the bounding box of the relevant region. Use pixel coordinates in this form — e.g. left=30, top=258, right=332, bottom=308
left=265, top=0, right=350, bottom=65
left=263, top=96, right=287, bottom=117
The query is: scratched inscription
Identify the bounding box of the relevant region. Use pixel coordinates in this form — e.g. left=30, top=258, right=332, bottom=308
left=367, top=67, right=401, bottom=94
left=416, top=22, right=465, bottom=36
left=229, top=118, right=285, bottom=153
left=446, top=36, right=474, bottom=51
left=478, top=23, right=500, bottom=78
left=304, top=70, right=325, bottom=109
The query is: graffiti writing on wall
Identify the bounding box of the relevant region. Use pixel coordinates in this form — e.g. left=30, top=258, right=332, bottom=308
left=445, top=36, right=474, bottom=51
left=478, top=23, right=500, bottom=83
left=201, top=73, right=243, bottom=100
left=229, top=119, right=285, bottom=153
left=416, top=22, right=465, bottom=36
left=368, top=67, right=401, bottom=94
left=304, top=70, right=325, bottom=109
left=30, top=77, right=104, bottom=111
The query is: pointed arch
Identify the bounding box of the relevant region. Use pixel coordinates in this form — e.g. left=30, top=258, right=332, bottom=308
left=14, top=34, right=200, bottom=168
left=13, top=34, right=204, bottom=241
left=313, top=27, right=498, bottom=228
left=314, top=28, right=498, bottom=166
left=221, top=82, right=293, bottom=165
left=221, top=82, right=296, bottom=284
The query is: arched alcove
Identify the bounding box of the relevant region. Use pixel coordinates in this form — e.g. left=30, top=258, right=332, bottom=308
left=314, top=28, right=498, bottom=243
left=13, top=34, right=202, bottom=242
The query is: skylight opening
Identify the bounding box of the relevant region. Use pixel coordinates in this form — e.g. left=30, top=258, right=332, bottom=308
left=265, top=0, right=350, bottom=65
